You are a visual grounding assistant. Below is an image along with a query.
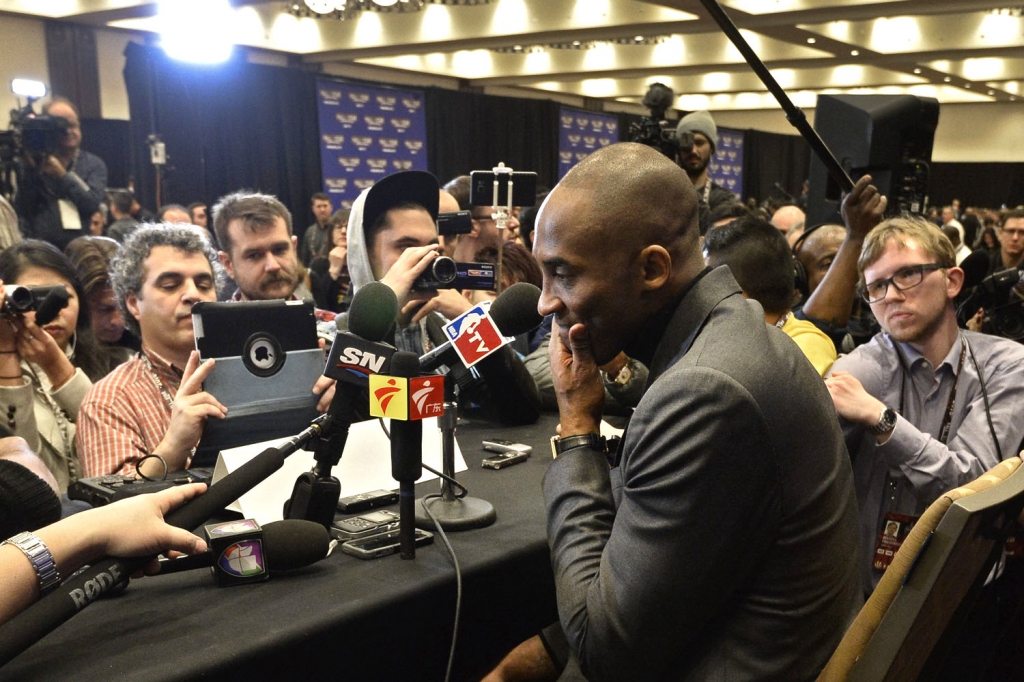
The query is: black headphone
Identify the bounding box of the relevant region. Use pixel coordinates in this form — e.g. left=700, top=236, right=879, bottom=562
left=792, top=222, right=833, bottom=299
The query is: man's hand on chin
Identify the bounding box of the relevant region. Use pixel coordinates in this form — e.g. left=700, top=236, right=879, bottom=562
left=549, top=322, right=604, bottom=436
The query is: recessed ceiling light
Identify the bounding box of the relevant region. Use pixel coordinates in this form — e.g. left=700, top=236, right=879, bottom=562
left=806, top=37, right=816, bottom=44
left=988, top=90, right=995, bottom=95
left=850, top=49, right=859, bottom=56
left=913, top=68, right=921, bottom=74
left=943, top=76, right=952, bottom=82
left=965, top=83, right=971, bottom=88
left=634, top=36, right=643, bottom=42
left=572, top=40, right=580, bottom=47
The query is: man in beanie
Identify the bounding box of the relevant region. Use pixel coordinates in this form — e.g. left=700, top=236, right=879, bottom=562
left=676, top=110, right=741, bottom=234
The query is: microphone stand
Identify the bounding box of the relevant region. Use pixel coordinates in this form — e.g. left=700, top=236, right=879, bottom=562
left=415, top=371, right=496, bottom=531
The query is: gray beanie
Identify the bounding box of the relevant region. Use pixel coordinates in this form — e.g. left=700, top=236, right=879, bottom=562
left=676, top=110, right=718, bottom=150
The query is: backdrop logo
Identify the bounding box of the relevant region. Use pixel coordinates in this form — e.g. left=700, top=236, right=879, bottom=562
left=349, top=92, right=371, bottom=105
left=401, top=98, right=422, bottom=111
left=379, top=138, right=400, bottom=150
left=390, top=117, right=411, bottom=130
left=354, top=178, right=375, bottom=190
left=336, top=113, right=358, bottom=125
left=393, top=159, right=413, bottom=170
left=404, top=140, right=423, bottom=152
left=325, top=178, right=348, bottom=190
left=351, top=135, right=373, bottom=148
left=338, top=157, right=361, bottom=169
left=377, top=95, right=398, bottom=107
left=322, top=134, right=345, bottom=147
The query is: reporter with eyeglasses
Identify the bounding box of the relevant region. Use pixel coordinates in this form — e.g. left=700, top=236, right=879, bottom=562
left=823, top=215, right=1024, bottom=602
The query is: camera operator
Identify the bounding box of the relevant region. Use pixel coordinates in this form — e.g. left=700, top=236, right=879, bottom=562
left=13, top=98, right=108, bottom=251
left=676, top=110, right=741, bottom=235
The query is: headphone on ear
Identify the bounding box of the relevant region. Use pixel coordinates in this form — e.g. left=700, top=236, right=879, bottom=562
left=791, top=222, right=831, bottom=299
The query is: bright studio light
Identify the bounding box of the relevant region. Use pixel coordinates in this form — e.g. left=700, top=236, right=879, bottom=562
left=11, top=79, right=47, bottom=99
left=374, top=0, right=400, bottom=6
left=160, top=0, right=235, bottom=64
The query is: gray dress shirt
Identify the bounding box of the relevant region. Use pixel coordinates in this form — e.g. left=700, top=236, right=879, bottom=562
left=830, top=330, right=1024, bottom=593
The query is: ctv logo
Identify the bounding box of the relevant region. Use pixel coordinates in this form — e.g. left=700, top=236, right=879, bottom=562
left=336, top=346, right=389, bottom=377
left=444, top=303, right=508, bottom=369
left=369, top=375, right=443, bottom=420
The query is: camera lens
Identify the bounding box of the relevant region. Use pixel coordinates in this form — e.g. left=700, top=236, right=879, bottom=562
left=431, top=257, right=458, bottom=285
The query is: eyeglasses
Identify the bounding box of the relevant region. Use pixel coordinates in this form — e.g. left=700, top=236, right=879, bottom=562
left=999, top=227, right=1024, bottom=239
left=860, top=263, right=945, bottom=303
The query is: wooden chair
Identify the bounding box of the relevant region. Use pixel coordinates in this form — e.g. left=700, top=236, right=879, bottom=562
left=818, top=456, right=1024, bottom=682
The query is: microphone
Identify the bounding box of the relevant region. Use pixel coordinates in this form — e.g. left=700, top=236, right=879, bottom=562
left=0, top=425, right=323, bottom=666
left=382, top=351, right=426, bottom=559
left=419, top=282, right=542, bottom=371
left=157, top=519, right=329, bottom=578
left=960, top=250, right=992, bottom=290
left=287, top=282, right=400, bottom=527
left=34, top=288, right=71, bottom=326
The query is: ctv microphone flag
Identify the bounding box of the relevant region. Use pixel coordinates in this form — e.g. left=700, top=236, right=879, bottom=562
left=442, top=302, right=510, bottom=369
left=369, top=374, right=444, bottom=420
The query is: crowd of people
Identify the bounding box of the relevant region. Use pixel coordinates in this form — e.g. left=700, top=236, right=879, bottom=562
left=1, top=98, right=1024, bottom=681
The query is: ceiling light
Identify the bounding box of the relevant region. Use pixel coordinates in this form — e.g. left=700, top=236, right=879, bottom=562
left=988, top=89, right=996, bottom=95
left=943, top=76, right=952, bottom=82
left=850, top=49, right=859, bottom=56
left=965, top=83, right=971, bottom=88
left=373, top=0, right=398, bottom=5
left=806, top=37, right=816, bottom=44
left=305, top=0, right=335, bottom=10
left=913, top=68, right=922, bottom=74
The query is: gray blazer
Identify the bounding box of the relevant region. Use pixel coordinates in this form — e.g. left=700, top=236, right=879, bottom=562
left=544, top=266, right=862, bottom=682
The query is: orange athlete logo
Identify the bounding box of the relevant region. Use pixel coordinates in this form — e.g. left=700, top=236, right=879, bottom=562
left=370, top=377, right=408, bottom=420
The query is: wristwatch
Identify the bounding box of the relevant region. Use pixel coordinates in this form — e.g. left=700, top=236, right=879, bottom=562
left=604, top=361, right=634, bottom=386
left=549, top=433, right=622, bottom=467
left=869, top=406, right=898, bottom=436
left=2, top=531, right=61, bottom=596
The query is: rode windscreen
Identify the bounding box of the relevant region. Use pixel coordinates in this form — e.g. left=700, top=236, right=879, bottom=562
left=157, top=519, right=329, bottom=575
left=388, top=351, right=423, bottom=559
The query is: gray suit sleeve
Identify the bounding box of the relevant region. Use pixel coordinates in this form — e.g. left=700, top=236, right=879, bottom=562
left=543, top=366, right=782, bottom=682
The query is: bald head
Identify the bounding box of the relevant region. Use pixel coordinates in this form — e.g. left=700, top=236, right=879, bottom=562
left=794, top=223, right=845, bottom=295
left=771, top=205, right=805, bottom=235
left=552, top=143, right=700, bottom=256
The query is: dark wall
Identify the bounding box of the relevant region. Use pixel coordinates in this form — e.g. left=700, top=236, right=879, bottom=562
left=929, top=163, right=1024, bottom=209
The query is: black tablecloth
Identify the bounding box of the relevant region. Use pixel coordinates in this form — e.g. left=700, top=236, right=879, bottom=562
left=0, top=413, right=562, bottom=682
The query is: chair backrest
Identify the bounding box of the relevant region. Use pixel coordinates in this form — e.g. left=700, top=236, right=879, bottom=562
left=817, top=456, right=1024, bottom=682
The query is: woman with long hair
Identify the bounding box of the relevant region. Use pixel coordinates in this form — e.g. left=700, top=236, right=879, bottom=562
left=0, top=240, right=113, bottom=492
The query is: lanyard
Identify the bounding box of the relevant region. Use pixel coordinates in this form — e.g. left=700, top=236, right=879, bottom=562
left=897, top=339, right=966, bottom=446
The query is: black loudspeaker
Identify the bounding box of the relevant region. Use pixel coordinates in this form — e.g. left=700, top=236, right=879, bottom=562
left=806, top=94, right=939, bottom=227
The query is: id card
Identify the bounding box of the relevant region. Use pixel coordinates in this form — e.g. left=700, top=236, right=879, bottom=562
left=872, top=512, right=917, bottom=573
left=58, top=200, right=82, bottom=230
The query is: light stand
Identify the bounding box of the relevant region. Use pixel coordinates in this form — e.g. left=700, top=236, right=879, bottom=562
left=415, top=371, right=496, bottom=530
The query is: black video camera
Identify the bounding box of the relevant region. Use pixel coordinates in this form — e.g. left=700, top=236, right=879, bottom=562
left=628, top=82, right=694, bottom=162
left=2, top=284, right=70, bottom=319
left=957, top=268, right=1024, bottom=343
left=412, top=256, right=496, bottom=292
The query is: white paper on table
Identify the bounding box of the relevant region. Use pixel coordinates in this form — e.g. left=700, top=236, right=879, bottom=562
left=210, top=417, right=464, bottom=525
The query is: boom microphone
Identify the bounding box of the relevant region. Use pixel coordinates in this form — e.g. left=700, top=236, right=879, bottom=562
left=0, top=421, right=324, bottom=666
left=419, top=282, right=542, bottom=370
left=157, top=519, right=329, bottom=575
left=960, top=250, right=992, bottom=290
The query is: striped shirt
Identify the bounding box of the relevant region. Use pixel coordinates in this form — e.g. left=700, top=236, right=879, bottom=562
left=76, top=347, right=183, bottom=477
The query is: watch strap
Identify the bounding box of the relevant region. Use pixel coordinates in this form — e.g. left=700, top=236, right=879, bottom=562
left=550, top=434, right=622, bottom=467
left=869, top=407, right=897, bottom=435
left=2, top=531, right=61, bottom=596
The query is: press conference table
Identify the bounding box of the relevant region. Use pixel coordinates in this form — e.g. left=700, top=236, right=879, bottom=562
left=0, top=413, right=562, bottom=682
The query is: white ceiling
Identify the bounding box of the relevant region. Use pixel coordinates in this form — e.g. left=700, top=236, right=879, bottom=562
left=2, top=0, right=1022, bottom=111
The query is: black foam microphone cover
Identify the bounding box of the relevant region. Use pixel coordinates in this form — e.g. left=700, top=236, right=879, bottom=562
left=389, top=351, right=423, bottom=483
left=158, top=519, right=330, bottom=574
left=489, top=282, right=543, bottom=336
left=960, top=250, right=991, bottom=290
left=33, top=287, right=70, bottom=327
left=347, top=281, right=399, bottom=342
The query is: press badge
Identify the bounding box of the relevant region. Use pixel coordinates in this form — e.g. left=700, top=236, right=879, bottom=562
left=872, top=512, right=917, bottom=573
left=58, top=200, right=82, bottom=230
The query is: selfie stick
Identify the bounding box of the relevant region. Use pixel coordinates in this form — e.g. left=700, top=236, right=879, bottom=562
left=490, top=162, right=517, bottom=294
left=695, top=0, right=854, bottom=194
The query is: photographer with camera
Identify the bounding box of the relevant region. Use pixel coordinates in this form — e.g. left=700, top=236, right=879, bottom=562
left=0, top=241, right=116, bottom=494
left=346, top=170, right=540, bottom=426
left=12, top=98, right=107, bottom=251
left=675, top=110, right=741, bottom=235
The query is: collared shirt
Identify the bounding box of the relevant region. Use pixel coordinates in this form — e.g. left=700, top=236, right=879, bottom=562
left=76, top=346, right=183, bottom=477
left=830, top=330, right=1024, bottom=591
